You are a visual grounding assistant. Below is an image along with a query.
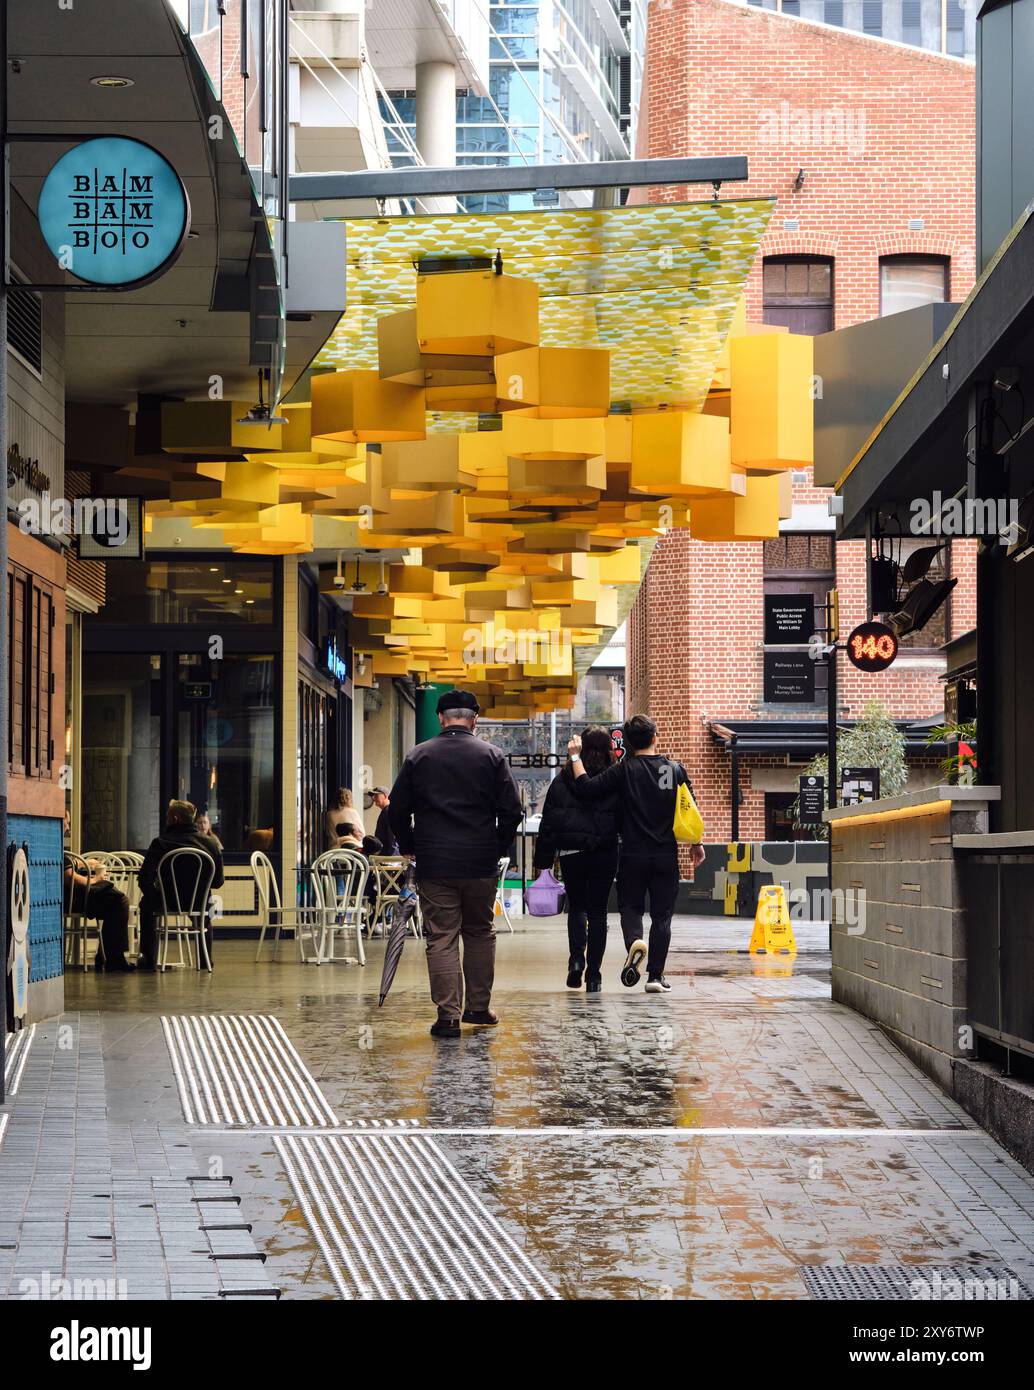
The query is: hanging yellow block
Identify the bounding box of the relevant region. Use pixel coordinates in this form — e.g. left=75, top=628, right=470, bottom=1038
left=590, top=543, right=642, bottom=585
left=159, top=400, right=283, bottom=455
left=730, top=332, right=814, bottom=473
left=508, top=454, right=607, bottom=502
left=503, top=415, right=607, bottom=462
left=630, top=411, right=731, bottom=496
left=229, top=504, right=314, bottom=555
left=311, top=369, right=425, bottom=444
left=214, top=461, right=283, bottom=511
left=388, top=565, right=456, bottom=601
left=415, top=270, right=538, bottom=355
left=378, top=308, right=495, bottom=387
left=380, top=436, right=477, bottom=493
left=495, top=347, right=610, bottom=418
left=604, top=414, right=633, bottom=466
left=688, top=474, right=783, bottom=541
left=748, top=885, right=797, bottom=956
left=422, top=544, right=498, bottom=579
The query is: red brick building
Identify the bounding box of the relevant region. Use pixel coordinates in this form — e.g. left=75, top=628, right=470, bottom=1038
left=628, top=0, right=977, bottom=843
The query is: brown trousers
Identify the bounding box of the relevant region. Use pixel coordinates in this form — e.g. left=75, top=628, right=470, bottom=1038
left=418, top=876, right=497, bottom=1021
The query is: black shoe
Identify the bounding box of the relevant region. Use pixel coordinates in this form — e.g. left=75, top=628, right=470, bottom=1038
left=104, top=960, right=136, bottom=973
left=566, top=954, right=585, bottom=989
left=620, top=939, right=648, bottom=988
left=585, top=975, right=602, bottom=993
left=136, top=959, right=156, bottom=972
left=461, top=1009, right=499, bottom=1027
left=430, top=1019, right=461, bottom=1039
left=645, top=975, right=672, bottom=993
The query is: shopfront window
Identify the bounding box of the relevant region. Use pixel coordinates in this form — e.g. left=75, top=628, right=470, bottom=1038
left=94, top=558, right=275, bottom=625
left=177, top=654, right=276, bottom=855
left=81, top=652, right=163, bottom=854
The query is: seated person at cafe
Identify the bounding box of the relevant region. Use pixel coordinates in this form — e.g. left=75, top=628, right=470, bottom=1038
left=137, top=800, right=225, bottom=970
left=64, top=846, right=134, bottom=973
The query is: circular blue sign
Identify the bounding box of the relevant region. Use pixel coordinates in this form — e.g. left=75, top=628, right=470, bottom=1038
left=37, top=136, right=189, bottom=287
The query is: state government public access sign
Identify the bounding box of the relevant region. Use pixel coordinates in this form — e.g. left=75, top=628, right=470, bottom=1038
left=36, top=136, right=190, bottom=287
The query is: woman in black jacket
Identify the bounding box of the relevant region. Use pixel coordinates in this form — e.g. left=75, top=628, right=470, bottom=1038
left=534, top=726, right=620, bottom=993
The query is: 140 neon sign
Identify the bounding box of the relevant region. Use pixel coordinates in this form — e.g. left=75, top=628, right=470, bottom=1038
left=846, top=620, right=899, bottom=672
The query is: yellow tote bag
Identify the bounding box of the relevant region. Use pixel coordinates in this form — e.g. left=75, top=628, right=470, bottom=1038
left=673, top=781, right=704, bottom=843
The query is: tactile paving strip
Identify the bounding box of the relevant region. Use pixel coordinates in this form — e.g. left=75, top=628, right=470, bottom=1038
left=161, top=1014, right=338, bottom=1127
left=275, top=1126, right=560, bottom=1301
left=800, top=1263, right=1034, bottom=1300
left=3, top=1025, right=35, bottom=1097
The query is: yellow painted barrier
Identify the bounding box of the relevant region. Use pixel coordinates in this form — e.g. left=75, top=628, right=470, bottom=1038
left=748, top=884, right=797, bottom=956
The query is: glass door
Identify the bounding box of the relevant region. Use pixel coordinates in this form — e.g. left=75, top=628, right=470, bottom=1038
left=176, top=653, right=276, bottom=855
left=81, top=652, right=163, bottom=854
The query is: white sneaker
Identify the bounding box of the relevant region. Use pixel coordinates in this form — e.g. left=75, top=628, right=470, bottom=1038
left=620, top=940, right=647, bottom=988
left=645, top=976, right=671, bottom=993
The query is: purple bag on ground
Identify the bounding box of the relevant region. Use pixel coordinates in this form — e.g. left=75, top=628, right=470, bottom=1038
left=526, top=867, right=565, bottom=916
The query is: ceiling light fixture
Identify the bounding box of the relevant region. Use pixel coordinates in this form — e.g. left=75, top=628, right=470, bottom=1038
left=90, top=75, right=134, bottom=88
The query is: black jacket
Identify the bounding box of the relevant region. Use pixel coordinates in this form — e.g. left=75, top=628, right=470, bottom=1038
left=534, top=766, right=619, bottom=870
left=374, top=804, right=398, bottom=856
left=388, top=727, right=523, bottom=880
left=139, top=823, right=225, bottom=901
left=572, top=753, right=690, bottom=856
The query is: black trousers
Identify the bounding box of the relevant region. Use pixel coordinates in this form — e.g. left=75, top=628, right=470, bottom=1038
left=84, top=881, right=130, bottom=965
left=560, top=846, right=618, bottom=978
left=617, top=848, right=679, bottom=979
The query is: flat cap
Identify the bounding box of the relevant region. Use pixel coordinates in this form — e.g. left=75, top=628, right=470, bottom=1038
left=436, top=688, right=480, bottom=715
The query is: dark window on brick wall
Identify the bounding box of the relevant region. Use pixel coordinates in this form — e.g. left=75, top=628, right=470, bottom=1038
left=763, top=256, right=834, bottom=335
left=8, top=565, right=55, bottom=780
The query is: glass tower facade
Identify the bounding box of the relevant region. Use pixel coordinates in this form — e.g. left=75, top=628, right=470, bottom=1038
left=746, top=0, right=975, bottom=60
left=380, top=0, right=646, bottom=211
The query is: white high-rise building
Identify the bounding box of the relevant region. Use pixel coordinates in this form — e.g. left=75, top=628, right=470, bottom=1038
left=377, top=0, right=648, bottom=210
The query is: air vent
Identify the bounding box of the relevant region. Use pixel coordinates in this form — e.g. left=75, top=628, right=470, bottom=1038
left=7, top=269, right=43, bottom=375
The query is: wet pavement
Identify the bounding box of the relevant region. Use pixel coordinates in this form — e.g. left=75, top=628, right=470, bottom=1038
left=3, top=916, right=1034, bottom=1300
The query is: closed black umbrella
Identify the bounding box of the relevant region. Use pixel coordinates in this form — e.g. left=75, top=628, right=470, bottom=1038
left=378, top=864, right=419, bottom=1007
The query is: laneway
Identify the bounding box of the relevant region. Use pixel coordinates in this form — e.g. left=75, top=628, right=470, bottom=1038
left=3, top=919, right=1034, bottom=1301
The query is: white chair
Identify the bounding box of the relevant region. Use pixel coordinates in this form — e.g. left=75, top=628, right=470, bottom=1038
left=494, top=855, right=515, bottom=934
left=64, top=852, right=105, bottom=970
left=368, top=856, right=422, bottom=939
left=154, top=847, right=216, bottom=973
left=252, top=851, right=324, bottom=963
left=311, top=849, right=369, bottom=965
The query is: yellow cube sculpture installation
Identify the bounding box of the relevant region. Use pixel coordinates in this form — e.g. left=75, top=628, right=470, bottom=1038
left=311, top=369, right=425, bottom=444
left=415, top=270, right=538, bottom=356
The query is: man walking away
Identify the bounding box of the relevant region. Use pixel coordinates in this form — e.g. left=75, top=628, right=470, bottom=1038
left=569, top=714, right=704, bottom=994
left=389, top=690, right=522, bottom=1038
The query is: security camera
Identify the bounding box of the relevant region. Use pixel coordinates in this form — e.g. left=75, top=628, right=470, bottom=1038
left=376, top=581, right=389, bottom=596
left=332, top=572, right=347, bottom=588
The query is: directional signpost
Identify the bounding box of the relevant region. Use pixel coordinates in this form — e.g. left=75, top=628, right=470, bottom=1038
left=799, top=775, right=826, bottom=826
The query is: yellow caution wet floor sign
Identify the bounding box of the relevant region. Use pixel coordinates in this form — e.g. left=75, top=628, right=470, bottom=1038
left=748, top=884, right=797, bottom=955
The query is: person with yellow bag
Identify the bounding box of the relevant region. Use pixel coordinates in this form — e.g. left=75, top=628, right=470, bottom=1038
left=569, top=714, right=704, bottom=994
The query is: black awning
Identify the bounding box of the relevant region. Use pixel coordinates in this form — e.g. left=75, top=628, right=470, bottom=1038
left=709, top=718, right=947, bottom=757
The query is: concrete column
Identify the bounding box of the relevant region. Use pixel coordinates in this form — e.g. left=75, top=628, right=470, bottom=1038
left=415, top=60, right=457, bottom=213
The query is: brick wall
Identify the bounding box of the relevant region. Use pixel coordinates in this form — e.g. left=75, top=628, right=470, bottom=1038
left=628, top=0, right=977, bottom=843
